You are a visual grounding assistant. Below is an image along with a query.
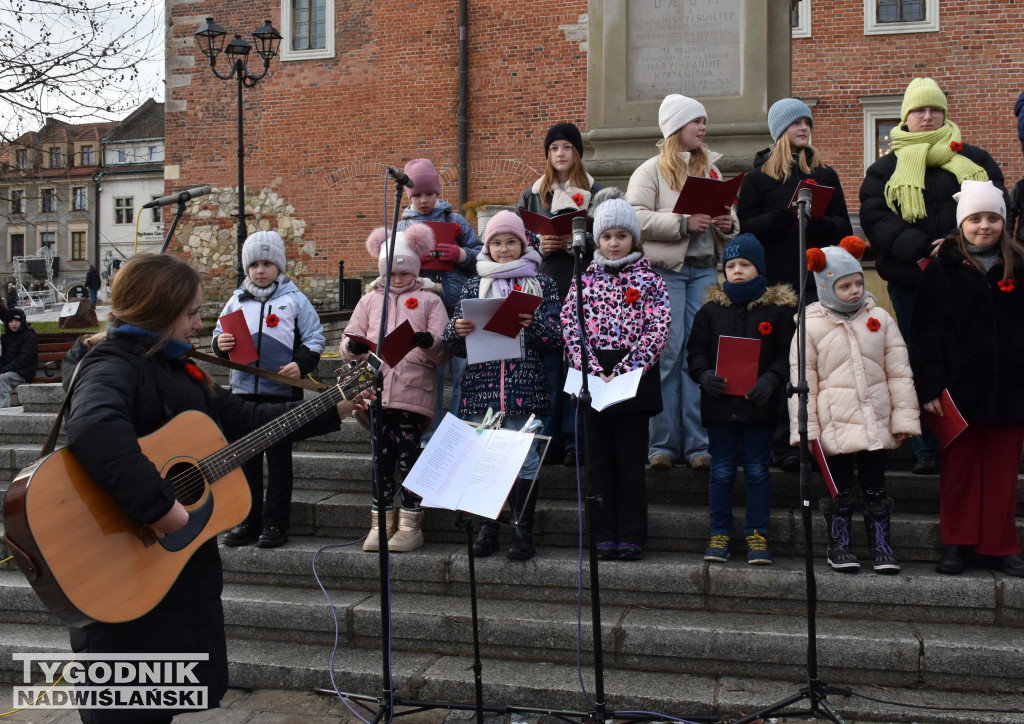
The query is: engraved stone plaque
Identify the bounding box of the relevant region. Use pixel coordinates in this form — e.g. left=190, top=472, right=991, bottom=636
left=627, top=0, right=742, bottom=101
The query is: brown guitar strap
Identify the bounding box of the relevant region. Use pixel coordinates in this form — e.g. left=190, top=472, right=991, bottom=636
left=40, top=360, right=82, bottom=458
left=186, top=347, right=329, bottom=392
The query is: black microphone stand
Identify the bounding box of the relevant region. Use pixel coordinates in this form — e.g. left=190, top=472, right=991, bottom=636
left=569, top=233, right=608, bottom=722
left=159, top=199, right=190, bottom=254
left=733, top=191, right=847, bottom=724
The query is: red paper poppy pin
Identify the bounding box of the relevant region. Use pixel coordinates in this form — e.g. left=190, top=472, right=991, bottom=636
left=406, top=297, right=419, bottom=309
left=866, top=317, right=881, bottom=332
left=625, top=287, right=641, bottom=304
left=709, top=169, right=720, bottom=180
left=184, top=362, right=203, bottom=381
left=806, top=179, right=819, bottom=186
left=950, top=141, right=963, bottom=152
left=265, top=313, right=279, bottom=328
left=513, top=284, right=522, bottom=291
left=572, top=192, right=584, bottom=207
left=758, top=321, right=773, bottom=335
left=998, top=279, right=1016, bottom=293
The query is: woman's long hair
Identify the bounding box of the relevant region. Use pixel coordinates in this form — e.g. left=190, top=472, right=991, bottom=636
left=87, top=254, right=201, bottom=357
left=657, top=131, right=712, bottom=192
left=950, top=226, right=1024, bottom=284
left=761, top=133, right=823, bottom=183
left=539, top=146, right=593, bottom=211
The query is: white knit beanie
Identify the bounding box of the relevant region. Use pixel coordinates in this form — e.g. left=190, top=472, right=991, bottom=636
left=659, top=94, right=708, bottom=139
left=242, top=231, right=287, bottom=274
left=953, top=179, right=1006, bottom=228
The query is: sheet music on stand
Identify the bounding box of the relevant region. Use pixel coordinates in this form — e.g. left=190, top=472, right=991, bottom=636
left=401, top=412, right=550, bottom=521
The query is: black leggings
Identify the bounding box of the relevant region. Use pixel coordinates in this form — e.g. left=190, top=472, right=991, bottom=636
left=828, top=449, right=887, bottom=502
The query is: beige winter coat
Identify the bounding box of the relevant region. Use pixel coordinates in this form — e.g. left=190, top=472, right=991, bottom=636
left=625, top=152, right=739, bottom=272
left=789, top=294, right=920, bottom=454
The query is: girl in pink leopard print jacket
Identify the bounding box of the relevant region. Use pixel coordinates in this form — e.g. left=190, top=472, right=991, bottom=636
left=562, top=198, right=671, bottom=560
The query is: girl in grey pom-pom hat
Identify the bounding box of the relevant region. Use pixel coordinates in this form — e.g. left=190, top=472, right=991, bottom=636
left=625, top=93, right=739, bottom=473
left=561, top=197, right=671, bottom=561
left=737, top=98, right=852, bottom=296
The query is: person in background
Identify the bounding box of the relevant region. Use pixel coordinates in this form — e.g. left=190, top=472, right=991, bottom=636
left=85, top=264, right=101, bottom=307
left=0, top=308, right=37, bottom=408
left=626, top=94, right=739, bottom=471
left=859, top=77, right=1007, bottom=477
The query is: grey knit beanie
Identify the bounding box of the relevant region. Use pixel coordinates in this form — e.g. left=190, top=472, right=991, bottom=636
left=659, top=94, right=708, bottom=139
left=813, top=245, right=865, bottom=314
left=768, top=98, right=813, bottom=142
left=593, top=198, right=641, bottom=245
left=242, top=230, right=287, bottom=275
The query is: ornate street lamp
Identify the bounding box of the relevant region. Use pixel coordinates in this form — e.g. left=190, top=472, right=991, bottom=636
left=194, top=17, right=282, bottom=287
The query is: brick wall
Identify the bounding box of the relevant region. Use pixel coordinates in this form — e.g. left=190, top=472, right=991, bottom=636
left=166, top=1, right=1024, bottom=304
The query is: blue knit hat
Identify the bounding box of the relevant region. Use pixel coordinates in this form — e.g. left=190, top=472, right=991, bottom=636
left=768, top=98, right=814, bottom=142
left=722, top=233, right=766, bottom=275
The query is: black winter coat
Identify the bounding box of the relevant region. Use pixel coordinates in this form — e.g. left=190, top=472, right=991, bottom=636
left=859, top=143, right=1007, bottom=290
left=910, top=244, right=1024, bottom=425
left=61, top=335, right=341, bottom=722
left=687, top=284, right=798, bottom=426
left=0, top=325, right=37, bottom=381
left=737, top=149, right=852, bottom=294
left=517, top=181, right=604, bottom=300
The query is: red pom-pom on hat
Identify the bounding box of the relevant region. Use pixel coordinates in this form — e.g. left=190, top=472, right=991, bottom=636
left=807, top=248, right=827, bottom=272
left=839, top=236, right=866, bottom=260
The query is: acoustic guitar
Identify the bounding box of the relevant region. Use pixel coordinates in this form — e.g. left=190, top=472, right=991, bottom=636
left=2, top=357, right=378, bottom=627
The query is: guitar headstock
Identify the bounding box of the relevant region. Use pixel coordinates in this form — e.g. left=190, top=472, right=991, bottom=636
left=335, top=353, right=381, bottom=400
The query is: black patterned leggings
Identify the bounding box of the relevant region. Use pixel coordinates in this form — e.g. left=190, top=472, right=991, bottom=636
left=374, top=409, right=426, bottom=508
left=829, top=449, right=887, bottom=502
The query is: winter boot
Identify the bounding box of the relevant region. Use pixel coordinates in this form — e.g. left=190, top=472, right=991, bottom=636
left=507, top=479, right=538, bottom=561
left=389, top=507, right=425, bottom=552
left=363, top=506, right=396, bottom=552
left=821, top=495, right=860, bottom=572
left=862, top=498, right=900, bottom=574
left=472, top=521, right=500, bottom=557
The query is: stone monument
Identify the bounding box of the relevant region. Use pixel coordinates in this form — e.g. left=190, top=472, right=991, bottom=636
left=585, top=0, right=792, bottom=187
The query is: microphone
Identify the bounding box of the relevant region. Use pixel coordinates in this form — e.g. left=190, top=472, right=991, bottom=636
left=571, top=216, right=588, bottom=253
left=797, top=187, right=813, bottom=206
left=142, top=186, right=212, bottom=209
left=387, top=167, right=415, bottom=188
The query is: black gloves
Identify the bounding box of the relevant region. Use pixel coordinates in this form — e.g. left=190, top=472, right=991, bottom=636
left=698, top=370, right=728, bottom=397
left=413, top=331, right=434, bottom=349
left=347, top=339, right=370, bottom=355
left=745, top=374, right=778, bottom=407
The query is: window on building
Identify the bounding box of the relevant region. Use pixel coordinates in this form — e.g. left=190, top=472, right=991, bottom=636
left=117, top=149, right=128, bottom=164
left=859, top=94, right=903, bottom=171
left=114, top=197, right=134, bottom=225
left=791, top=0, right=811, bottom=38
left=151, top=199, right=162, bottom=223
left=16, top=149, right=28, bottom=169
left=10, top=233, right=24, bottom=260
left=40, top=231, right=55, bottom=250
left=49, top=147, right=63, bottom=168
left=865, top=0, right=938, bottom=34
left=72, top=187, right=87, bottom=211
left=10, top=190, right=23, bottom=215
left=41, top=188, right=56, bottom=213
left=71, top=231, right=87, bottom=261
left=148, top=145, right=158, bottom=161
left=281, top=0, right=334, bottom=61
left=81, top=145, right=94, bottom=165
left=876, top=120, right=898, bottom=158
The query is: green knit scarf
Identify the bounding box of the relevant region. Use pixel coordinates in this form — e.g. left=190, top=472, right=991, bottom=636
left=884, top=120, right=988, bottom=223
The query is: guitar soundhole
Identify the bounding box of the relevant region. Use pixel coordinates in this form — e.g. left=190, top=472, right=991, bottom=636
left=167, top=462, right=207, bottom=506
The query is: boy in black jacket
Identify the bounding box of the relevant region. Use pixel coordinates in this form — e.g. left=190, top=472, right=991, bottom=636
left=0, top=308, right=37, bottom=407
left=687, top=235, right=797, bottom=565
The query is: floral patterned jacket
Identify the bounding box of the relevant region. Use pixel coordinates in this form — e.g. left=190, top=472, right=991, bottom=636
left=561, top=255, right=671, bottom=377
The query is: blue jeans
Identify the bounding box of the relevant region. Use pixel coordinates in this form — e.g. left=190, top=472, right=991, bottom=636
left=541, top=349, right=577, bottom=454
left=707, top=422, right=774, bottom=536
left=887, top=283, right=939, bottom=461
left=88, top=289, right=98, bottom=307
left=422, top=356, right=467, bottom=444
left=649, top=264, right=717, bottom=463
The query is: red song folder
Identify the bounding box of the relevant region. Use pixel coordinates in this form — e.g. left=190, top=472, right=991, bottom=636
left=421, top=221, right=460, bottom=271
left=518, top=208, right=590, bottom=237
left=672, top=172, right=744, bottom=216
left=922, top=388, right=968, bottom=448
left=482, top=290, right=543, bottom=338
left=218, top=309, right=259, bottom=365
left=345, top=319, right=416, bottom=368
left=715, top=335, right=761, bottom=396
left=788, top=180, right=835, bottom=218
left=811, top=439, right=839, bottom=499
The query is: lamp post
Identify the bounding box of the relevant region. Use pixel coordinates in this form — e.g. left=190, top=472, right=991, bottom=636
left=194, top=17, right=282, bottom=288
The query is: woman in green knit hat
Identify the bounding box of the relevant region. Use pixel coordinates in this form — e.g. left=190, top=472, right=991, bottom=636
left=859, top=77, right=1008, bottom=476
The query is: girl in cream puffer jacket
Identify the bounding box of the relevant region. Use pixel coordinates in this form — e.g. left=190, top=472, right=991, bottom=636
left=789, top=237, right=919, bottom=575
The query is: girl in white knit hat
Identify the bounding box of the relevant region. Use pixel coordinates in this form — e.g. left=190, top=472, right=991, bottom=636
left=625, top=93, right=739, bottom=472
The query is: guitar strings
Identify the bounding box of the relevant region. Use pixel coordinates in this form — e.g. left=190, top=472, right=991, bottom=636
left=166, top=366, right=374, bottom=501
